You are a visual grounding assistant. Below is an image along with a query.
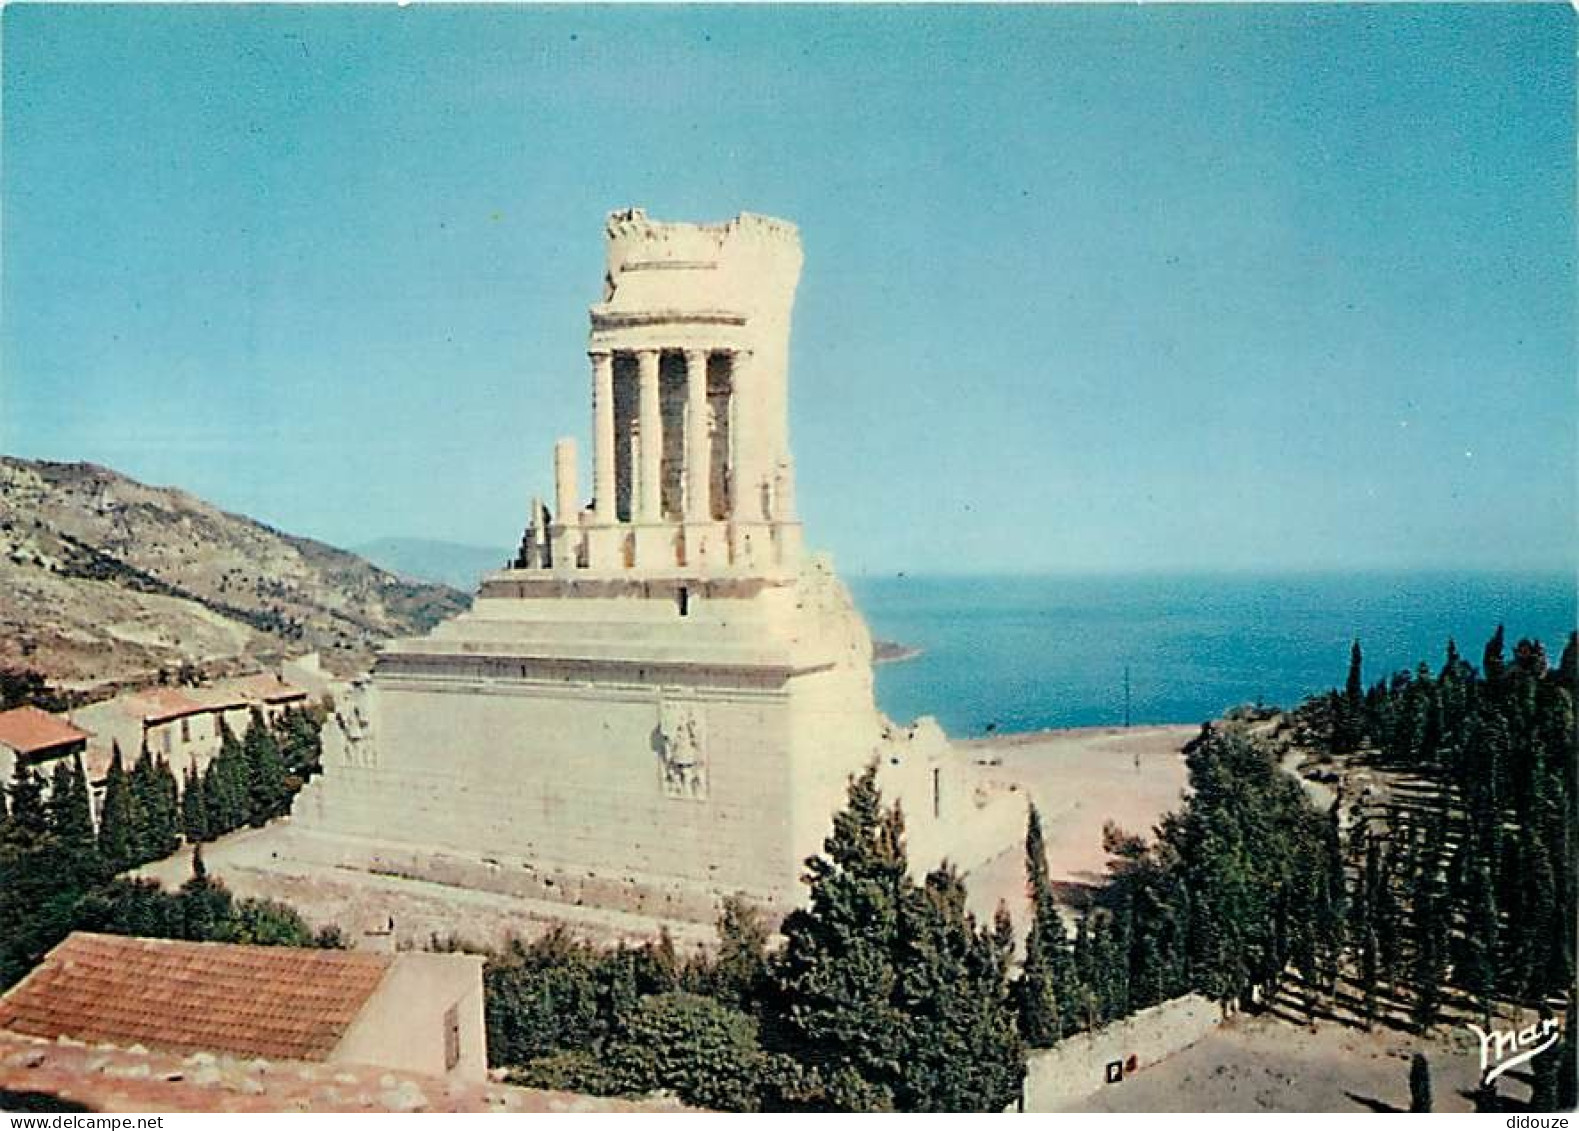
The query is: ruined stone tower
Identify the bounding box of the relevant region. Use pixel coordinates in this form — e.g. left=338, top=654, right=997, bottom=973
left=292, top=210, right=1005, bottom=922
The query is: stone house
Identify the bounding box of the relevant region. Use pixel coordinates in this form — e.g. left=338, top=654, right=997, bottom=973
left=69, top=672, right=312, bottom=814
left=0, top=705, right=90, bottom=785
left=0, top=932, right=487, bottom=1082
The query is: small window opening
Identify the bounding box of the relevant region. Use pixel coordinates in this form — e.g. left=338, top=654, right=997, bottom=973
left=443, top=1004, right=461, bottom=1070
left=678, top=587, right=690, bottom=617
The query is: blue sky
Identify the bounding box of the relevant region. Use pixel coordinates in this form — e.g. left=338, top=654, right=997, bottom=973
left=3, top=4, right=1573, bottom=575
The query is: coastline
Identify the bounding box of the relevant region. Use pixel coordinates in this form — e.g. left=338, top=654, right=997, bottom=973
left=872, top=639, right=923, bottom=665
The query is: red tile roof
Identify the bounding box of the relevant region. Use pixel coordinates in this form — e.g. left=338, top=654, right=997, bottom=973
left=0, top=933, right=392, bottom=1062
left=0, top=1031, right=692, bottom=1113
left=124, top=688, right=210, bottom=725
left=222, top=673, right=309, bottom=705
left=0, top=706, right=89, bottom=756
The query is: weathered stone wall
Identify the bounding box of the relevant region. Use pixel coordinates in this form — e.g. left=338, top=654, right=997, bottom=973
left=1020, top=994, right=1220, bottom=1111
left=296, top=670, right=801, bottom=914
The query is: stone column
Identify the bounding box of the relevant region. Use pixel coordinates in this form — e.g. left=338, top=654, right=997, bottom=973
left=683, top=349, right=711, bottom=521
left=553, top=437, right=578, bottom=522
left=730, top=349, right=761, bottom=522
left=551, top=438, right=580, bottom=572
left=636, top=348, right=662, bottom=523
left=590, top=350, right=615, bottom=523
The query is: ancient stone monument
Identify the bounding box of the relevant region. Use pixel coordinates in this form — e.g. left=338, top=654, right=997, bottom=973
left=292, top=210, right=1010, bottom=922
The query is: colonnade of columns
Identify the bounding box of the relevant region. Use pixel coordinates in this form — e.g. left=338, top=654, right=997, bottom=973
left=518, top=345, right=800, bottom=574
left=590, top=346, right=748, bottom=528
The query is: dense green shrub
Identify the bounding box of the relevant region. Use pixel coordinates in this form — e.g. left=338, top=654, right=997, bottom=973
left=605, top=993, right=763, bottom=1111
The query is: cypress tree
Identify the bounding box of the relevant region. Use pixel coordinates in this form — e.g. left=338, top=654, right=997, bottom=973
left=181, top=763, right=209, bottom=844
left=204, top=720, right=247, bottom=836
left=1334, top=639, right=1365, bottom=753
left=5, top=761, right=48, bottom=842
left=1410, top=859, right=1446, bottom=1032
left=178, top=844, right=234, bottom=941
left=130, top=742, right=160, bottom=864
left=97, top=745, right=137, bottom=873
left=1350, top=831, right=1380, bottom=1030
left=153, top=756, right=180, bottom=858
left=242, top=709, right=289, bottom=826
left=1529, top=1020, right=1561, bottom=1113
left=1558, top=1000, right=1578, bottom=1112
left=1316, top=800, right=1347, bottom=996
left=1015, top=803, right=1067, bottom=1045
left=1460, top=852, right=1498, bottom=1029
left=46, top=754, right=95, bottom=854
left=1555, top=631, right=1577, bottom=692
left=1409, top=1053, right=1432, bottom=1113
left=1072, top=911, right=1097, bottom=1032
left=1482, top=624, right=1507, bottom=690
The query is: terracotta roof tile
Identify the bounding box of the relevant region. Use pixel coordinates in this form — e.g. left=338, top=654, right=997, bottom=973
left=123, top=688, right=210, bottom=725
left=0, top=706, right=90, bottom=756
left=0, top=933, right=392, bottom=1062
left=219, top=673, right=309, bottom=705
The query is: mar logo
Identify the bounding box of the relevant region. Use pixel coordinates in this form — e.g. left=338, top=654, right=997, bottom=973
left=1467, top=1017, right=1561, bottom=1086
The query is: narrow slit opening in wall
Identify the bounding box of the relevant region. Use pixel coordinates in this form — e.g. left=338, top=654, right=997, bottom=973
left=677, top=586, right=690, bottom=617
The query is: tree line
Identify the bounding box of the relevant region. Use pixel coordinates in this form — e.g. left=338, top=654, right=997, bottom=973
left=477, top=764, right=1024, bottom=1112
left=476, top=726, right=1350, bottom=1112
left=1286, top=628, right=1576, bottom=1109
left=4, top=705, right=324, bottom=879
left=1015, top=723, right=1346, bottom=1041
left=0, top=706, right=328, bottom=987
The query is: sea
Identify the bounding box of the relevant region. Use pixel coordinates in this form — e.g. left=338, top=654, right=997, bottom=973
left=847, top=572, right=1577, bottom=738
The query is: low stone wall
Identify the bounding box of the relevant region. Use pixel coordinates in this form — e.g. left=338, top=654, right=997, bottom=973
left=1021, top=993, right=1220, bottom=1111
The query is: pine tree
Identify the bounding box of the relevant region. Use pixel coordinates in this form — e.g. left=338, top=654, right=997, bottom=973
left=769, top=764, right=913, bottom=1109
left=97, top=745, right=137, bottom=873
left=768, top=764, right=1025, bottom=1111
left=892, top=864, right=1025, bottom=1112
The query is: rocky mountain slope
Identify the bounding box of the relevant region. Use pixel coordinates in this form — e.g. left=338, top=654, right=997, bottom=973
left=0, top=457, right=469, bottom=688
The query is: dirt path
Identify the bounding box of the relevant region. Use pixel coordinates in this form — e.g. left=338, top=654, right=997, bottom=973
left=1062, top=1013, right=1515, bottom=1113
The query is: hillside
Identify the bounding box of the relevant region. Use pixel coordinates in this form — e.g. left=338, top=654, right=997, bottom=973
left=0, top=457, right=469, bottom=688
